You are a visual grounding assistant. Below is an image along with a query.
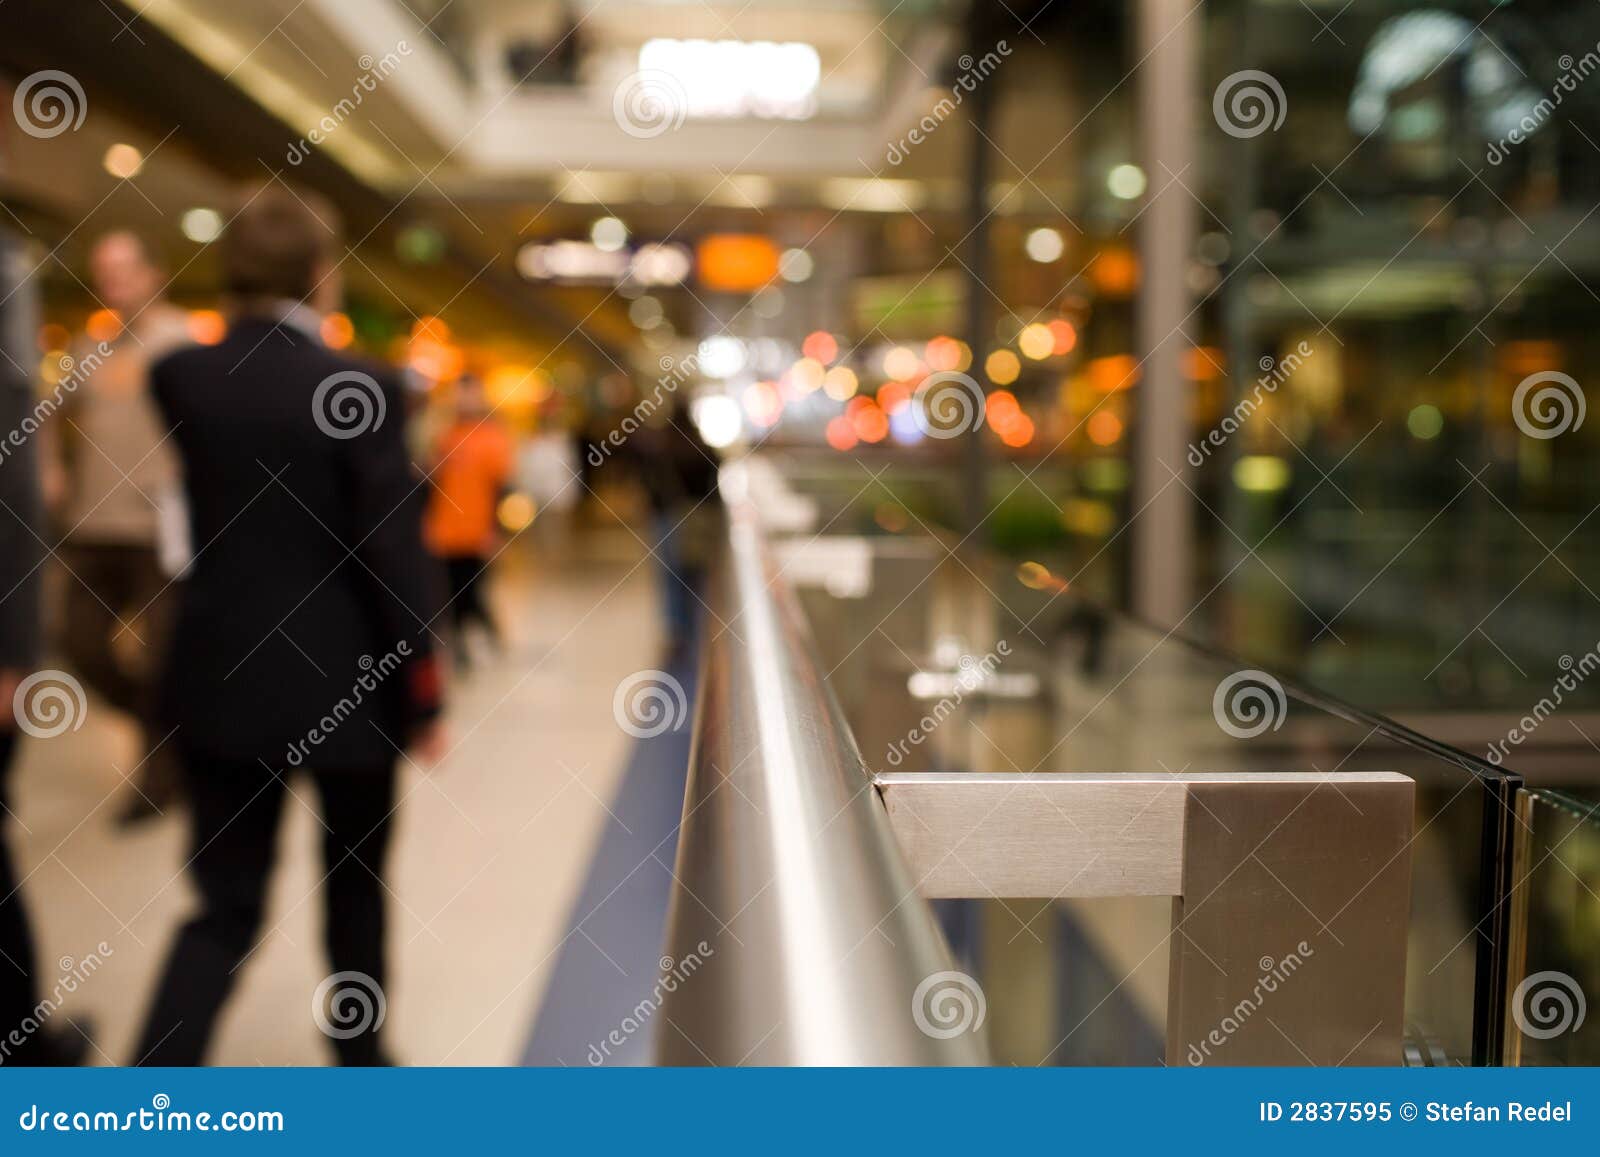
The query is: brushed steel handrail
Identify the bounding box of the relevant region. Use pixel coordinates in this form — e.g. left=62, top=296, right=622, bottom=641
left=655, top=474, right=986, bottom=1064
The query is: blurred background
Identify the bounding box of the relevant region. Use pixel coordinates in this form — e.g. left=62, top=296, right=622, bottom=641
left=1, top=0, right=1597, bottom=1067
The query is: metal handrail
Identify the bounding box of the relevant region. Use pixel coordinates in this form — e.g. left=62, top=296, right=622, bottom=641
left=655, top=469, right=986, bottom=1065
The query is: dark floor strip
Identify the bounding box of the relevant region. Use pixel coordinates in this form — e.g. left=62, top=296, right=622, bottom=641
left=519, top=644, right=696, bottom=1066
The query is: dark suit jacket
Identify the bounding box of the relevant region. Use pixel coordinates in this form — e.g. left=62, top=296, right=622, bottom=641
left=151, top=316, right=442, bottom=768
left=0, top=363, right=42, bottom=672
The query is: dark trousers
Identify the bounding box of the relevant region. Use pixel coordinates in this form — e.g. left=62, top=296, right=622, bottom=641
left=60, top=542, right=180, bottom=799
left=0, top=732, right=45, bottom=1064
left=442, top=554, right=496, bottom=640
left=135, top=756, right=397, bottom=1066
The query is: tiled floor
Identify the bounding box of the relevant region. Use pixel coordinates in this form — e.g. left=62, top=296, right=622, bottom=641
left=8, top=524, right=667, bottom=1065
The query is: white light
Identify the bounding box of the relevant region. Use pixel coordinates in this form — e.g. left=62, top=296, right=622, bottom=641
left=694, top=394, right=743, bottom=449
left=628, top=296, right=663, bottom=327
left=1107, top=163, right=1147, bottom=200
left=819, top=178, right=927, bottom=213
left=629, top=242, right=692, bottom=286
left=590, top=216, right=629, bottom=252
left=779, top=248, right=814, bottom=283
left=639, top=39, right=820, bottom=121
left=515, top=241, right=629, bottom=281
left=696, top=336, right=747, bottom=379
left=751, top=288, right=785, bottom=319
left=182, top=207, right=223, bottom=243
left=1024, top=227, right=1063, bottom=263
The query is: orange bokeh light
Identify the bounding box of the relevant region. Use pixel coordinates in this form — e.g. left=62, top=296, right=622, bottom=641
left=998, top=414, right=1036, bottom=448
left=1086, top=409, right=1124, bottom=446
left=187, top=310, right=226, bottom=345
left=876, top=381, right=910, bottom=414
left=321, top=312, right=355, bottom=349
left=802, top=331, right=839, bottom=364
left=1049, top=319, right=1078, bottom=356
left=985, top=390, right=1021, bottom=428
left=1183, top=346, right=1225, bottom=381
left=1089, top=248, right=1140, bottom=296
left=924, top=336, right=962, bottom=372
left=850, top=402, right=889, bottom=443
left=825, top=415, right=859, bottom=451
left=38, top=323, right=70, bottom=353
left=411, top=316, right=450, bottom=343
left=86, top=309, right=122, bottom=343
left=1087, top=354, right=1141, bottom=393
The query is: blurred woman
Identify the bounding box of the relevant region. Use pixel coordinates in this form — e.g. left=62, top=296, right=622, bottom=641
left=423, top=376, right=514, bottom=668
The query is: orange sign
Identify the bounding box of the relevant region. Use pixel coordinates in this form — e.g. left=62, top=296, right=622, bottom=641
left=696, top=234, right=780, bottom=293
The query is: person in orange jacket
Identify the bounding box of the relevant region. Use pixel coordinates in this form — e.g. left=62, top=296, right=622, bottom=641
left=424, top=377, right=514, bottom=667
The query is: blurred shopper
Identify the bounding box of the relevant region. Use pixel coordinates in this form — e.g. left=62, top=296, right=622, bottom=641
left=629, top=401, right=720, bottom=660
left=0, top=361, right=77, bottom=1066
left=44, top=232, right=191, bottom=826
left=133, top=185, right=443, bottom=1067
left=423, top=376, right=513, bottom=669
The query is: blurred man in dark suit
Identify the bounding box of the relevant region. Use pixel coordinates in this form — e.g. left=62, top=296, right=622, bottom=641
left=133, top=185, right=444, bottom=1066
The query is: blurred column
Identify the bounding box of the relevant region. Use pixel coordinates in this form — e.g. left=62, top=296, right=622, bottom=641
left=1131, top=0, right=1198, bottom=624
left=960, top=0, right=998, bottom=540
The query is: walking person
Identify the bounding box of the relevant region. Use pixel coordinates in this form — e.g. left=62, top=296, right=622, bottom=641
left=629, top=400, right=721, bottom=662
left=132, top=185, right=444, bottom=1066
left=423, top=375, right=513, bottom=669
left=43, top=232, right=191, bottom=825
